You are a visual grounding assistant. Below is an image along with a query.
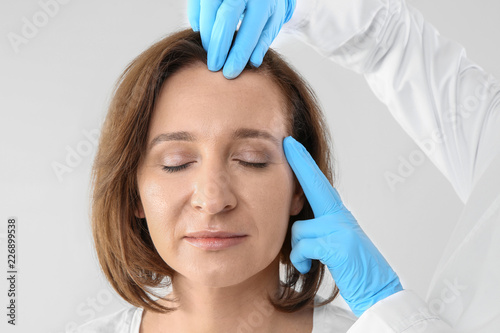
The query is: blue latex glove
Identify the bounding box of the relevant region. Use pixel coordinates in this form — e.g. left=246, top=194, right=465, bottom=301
left=187, top=0, right=296, bottom=79
left=283, top=136, right=403, bottom=317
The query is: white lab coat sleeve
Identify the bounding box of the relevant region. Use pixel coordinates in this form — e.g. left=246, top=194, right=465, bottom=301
left=347, top=290, right=453, bottom=332
left=283, top=0, right=500, bottom=204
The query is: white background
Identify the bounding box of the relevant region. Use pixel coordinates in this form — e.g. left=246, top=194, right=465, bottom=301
left=1, top=0, right=499, bottom=332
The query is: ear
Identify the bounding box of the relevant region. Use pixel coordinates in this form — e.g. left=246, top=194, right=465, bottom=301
left=289, top=177, right=305, bottom=216
left=135, top=201, right=146, bottom=219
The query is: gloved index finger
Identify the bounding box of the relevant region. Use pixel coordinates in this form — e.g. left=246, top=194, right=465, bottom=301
left=222, top=1, right=271, bottom=78
left=199, top=0, right=224, bottom=52
left=207, top=0, right=247, bottom=71
left=283, top=136, right=344, bottom=217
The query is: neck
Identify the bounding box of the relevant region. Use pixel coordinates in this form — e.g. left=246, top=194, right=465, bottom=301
left=157, top=256, right=284, bottom=333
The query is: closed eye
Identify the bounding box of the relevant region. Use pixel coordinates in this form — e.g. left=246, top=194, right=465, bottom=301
left=162, top=161, right=268, bottom=173
left=238, top=161, right=268, bottom=169
left=162, top=163, right=191, bottom=173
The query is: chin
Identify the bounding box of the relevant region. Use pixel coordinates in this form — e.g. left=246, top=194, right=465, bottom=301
left=173, top=253, right=280, bottom=288
left=189, top=259, right=262, bottom=287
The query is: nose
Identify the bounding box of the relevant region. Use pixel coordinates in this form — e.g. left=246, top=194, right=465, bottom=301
left=191, top=163, right=237, bottom=215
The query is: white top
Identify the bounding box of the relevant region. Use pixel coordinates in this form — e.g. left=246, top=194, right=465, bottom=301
left=75, top=290, right=449, bottom=333
left=75, top=295, right=357, bottom=333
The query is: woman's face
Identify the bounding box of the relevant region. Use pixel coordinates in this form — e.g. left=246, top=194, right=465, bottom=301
left=136, top=62, right=304, bottom=288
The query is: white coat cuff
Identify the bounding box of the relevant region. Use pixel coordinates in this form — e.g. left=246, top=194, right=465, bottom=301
left=348, top=290, right=452, bottom=332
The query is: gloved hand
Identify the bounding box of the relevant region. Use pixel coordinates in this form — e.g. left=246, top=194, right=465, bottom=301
left=283, top=136, right=404, bottom=317
left=187, top=0, right=296, bottom=79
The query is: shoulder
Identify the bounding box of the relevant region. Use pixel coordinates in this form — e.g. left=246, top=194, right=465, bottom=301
left=313, top=295, right=357, bottom=333
left=74, top=306, right=143, bottom=333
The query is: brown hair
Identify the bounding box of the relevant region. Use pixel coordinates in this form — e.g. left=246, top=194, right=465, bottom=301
left=91, top=28, right=338, bottom=313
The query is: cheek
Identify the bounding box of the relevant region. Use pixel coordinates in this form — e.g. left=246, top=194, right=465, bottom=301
left=140, top=179, right=173, bottom=221
left=243, top=164, right=295, bottom=236
left=137, top=175, right=186, bottom=254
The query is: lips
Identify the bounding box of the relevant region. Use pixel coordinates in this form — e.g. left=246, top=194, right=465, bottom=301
left=184, top=231, right=247, bottom=239
left=183, top=231, right=248, bottom=250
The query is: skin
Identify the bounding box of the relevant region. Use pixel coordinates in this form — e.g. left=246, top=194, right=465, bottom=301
left=136, top=62, right=311, bottom=332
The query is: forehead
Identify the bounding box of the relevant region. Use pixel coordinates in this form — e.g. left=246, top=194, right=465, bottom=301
left=148, top=62, right=288, bottom=140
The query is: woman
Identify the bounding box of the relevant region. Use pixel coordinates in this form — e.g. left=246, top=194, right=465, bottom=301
left=79, top=28, right=366, bottom=332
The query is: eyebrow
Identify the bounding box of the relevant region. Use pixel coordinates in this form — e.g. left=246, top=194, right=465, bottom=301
left=148, top=128, right=281, bottom=150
